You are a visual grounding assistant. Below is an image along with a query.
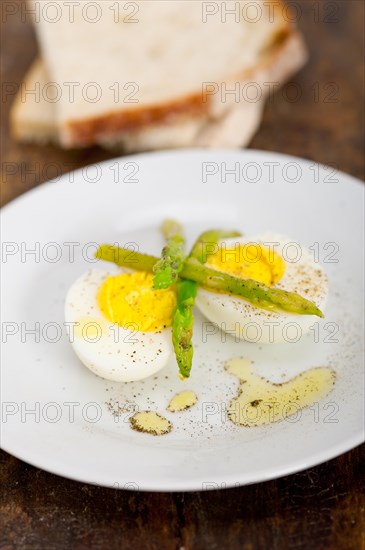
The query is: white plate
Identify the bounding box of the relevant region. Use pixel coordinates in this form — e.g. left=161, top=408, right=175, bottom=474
left=1, top=149, right=364, bottom=491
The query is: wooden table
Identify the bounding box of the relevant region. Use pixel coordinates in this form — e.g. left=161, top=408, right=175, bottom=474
left=1, top=1, right=364, bottom=548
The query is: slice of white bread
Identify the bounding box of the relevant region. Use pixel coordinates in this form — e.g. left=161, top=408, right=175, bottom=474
left=11, top=29, right=306, bottom=150
left=24, top=0, right=307, bottom=149
left=11, top=57, right=266, bottom=150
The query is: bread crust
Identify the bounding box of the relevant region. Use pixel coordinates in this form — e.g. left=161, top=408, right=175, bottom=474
left=64, top=92, right=210, bottom=147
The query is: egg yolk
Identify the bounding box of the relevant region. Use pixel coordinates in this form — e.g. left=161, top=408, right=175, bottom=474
left=97, top=272, right=176, bottom=332
left=206, top=243, right=285, bottom=286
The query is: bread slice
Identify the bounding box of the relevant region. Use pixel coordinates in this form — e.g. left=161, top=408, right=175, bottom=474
left=11, top=56, right=266, bottom=150
left=11, top=27, right=306, bottom=151
left=27, top=0, right=306, bottom=148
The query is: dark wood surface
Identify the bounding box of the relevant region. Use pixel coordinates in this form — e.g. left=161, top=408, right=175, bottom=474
left=1, top=1, right=364, bottom=549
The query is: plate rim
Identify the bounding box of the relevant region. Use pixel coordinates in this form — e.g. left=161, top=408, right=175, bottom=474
left=1, top=432, right=364, bottom=492
left=1, top=148, right=364, bottom=214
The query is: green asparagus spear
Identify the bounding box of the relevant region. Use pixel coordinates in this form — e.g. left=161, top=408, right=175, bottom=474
left=95, top=245, right=324, bottom=318
left=172, top=279, right=198, bottom=379
left=152, top=219, right=186, bottom=289
left=173, top=229, right=242, bottom=379
left=183, top=258, right=324, bottom=317
left=96, top=243, right=156, bottom=271
left=189, top=229, right=241, bottom=263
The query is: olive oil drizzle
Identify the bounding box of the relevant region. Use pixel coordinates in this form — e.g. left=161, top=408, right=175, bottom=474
left=225, top=357, right=336, bottom=427
left=130, top=411, right=172, bottom=435
left=167, top=391, right=198, bottom=412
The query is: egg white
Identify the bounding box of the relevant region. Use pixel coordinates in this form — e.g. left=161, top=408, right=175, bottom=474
left=65, top=269, right=174, bottom=382
left=195, top=233, right=328, bottom=344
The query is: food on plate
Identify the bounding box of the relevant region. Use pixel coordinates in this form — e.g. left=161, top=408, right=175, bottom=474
left=129, top=411, right=173, bottom=436
left=11, top=1, right=307, bottom=151
left=66, top=220, right=327, bottom=382
left=224, top=358, right=336, bottom=426
left=167, top=391, right=198, bottom=413
left=96, top=223, right=326, bottom=379
left=153, top=220, right=186, bottom=290
left=96, top=244, right=323, bottom=318
left=65, top=269, right=176, bottom=382
left=171, top=279, right=198, bottom=380
left=172, top=229, right=241, bottom=378
left=195, top=233, right=328, bottom=344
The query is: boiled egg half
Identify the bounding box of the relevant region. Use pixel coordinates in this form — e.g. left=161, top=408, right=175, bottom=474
left=65, top=269, right=176, bottom=381
left=195, top=233, right=328, bottom=344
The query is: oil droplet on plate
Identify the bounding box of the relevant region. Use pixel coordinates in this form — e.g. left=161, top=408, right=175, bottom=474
left=225, top=357, right=336, bottom=427
left=130, top=411, right=172, bottom=435
left=167, top=391, right=198, bottom=412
